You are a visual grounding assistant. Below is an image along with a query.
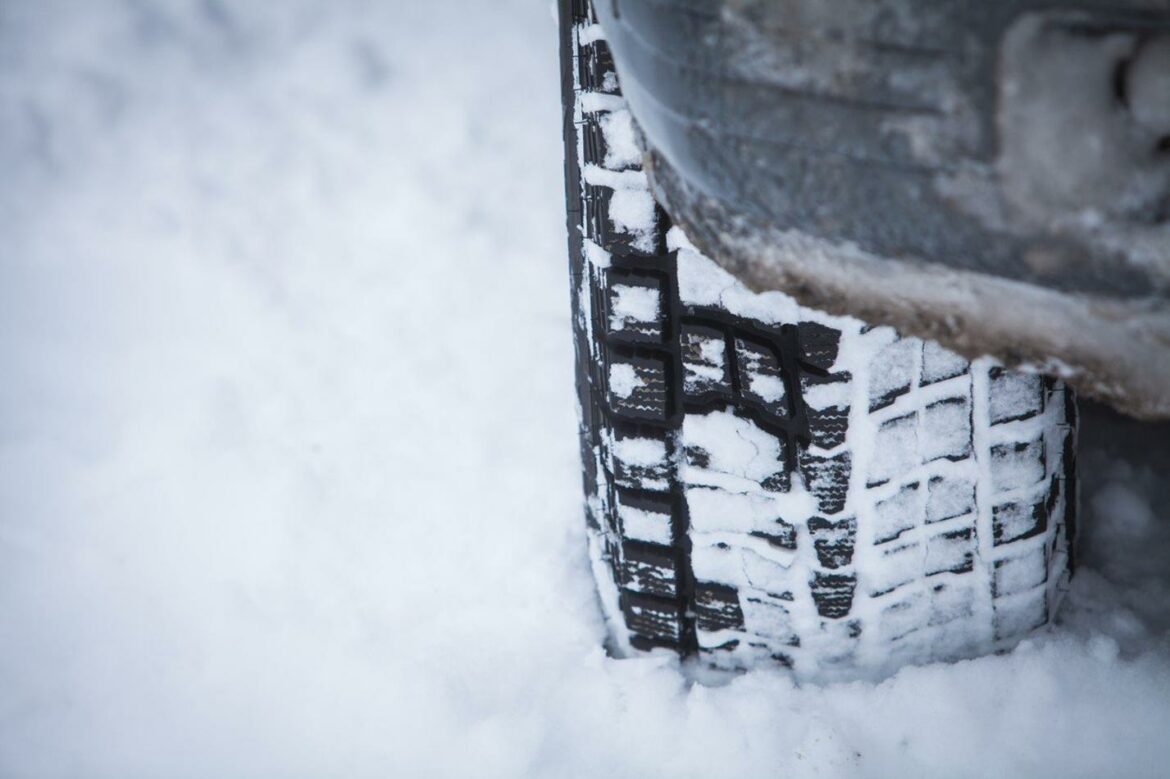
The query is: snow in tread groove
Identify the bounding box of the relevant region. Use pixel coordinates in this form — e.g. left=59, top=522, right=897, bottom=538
left=0, top=1, right=1168, bottom=777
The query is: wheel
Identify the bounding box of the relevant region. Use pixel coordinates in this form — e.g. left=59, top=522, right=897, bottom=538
left=558, top=0, right=1078, bottom=681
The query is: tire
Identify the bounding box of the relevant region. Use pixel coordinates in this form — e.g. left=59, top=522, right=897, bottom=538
left=558, top=0, right=1078, bottom=681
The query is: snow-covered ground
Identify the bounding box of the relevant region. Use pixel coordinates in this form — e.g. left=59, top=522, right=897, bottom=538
left=1, top=1, right=1168, bottom=776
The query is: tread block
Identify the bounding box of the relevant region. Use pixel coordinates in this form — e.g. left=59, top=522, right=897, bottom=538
left=988, top=368, right=1045, bottom=424
left=611, top=433, right=670, bottom=491
left=808, top=515, right=857, bottom=569
left=868, top=412, right=918, bottom=486
left=750, top=520, right=798, bottom=550
left=920, top=340, right=968, bottom=385
left=993, top=549, right=1048, bottom=599
left=811, top=571, right=857, bottom=618
left=689, top=542, right=794, bottom=601
left=994, top=589, right=1048, bottom=640
left=584, top=184, right=664, bottom=257
left=880, top=591, right=925, bottom=642
left=809, top=621, right=862, bottom=669
left=686, top=486, right=795, bottom=542
left=801, top=373, right=851, bottom=450
left=928, top=581, right=976, bottom=627
left=874, top=481, right=922, bottom=544
left=800, top=451, right=851, bottom=515
left=990, top=436, right=1046, bottom=493
left=797, top=320, right=841, bottom=370
left=871, top=541, right=920, bottom=595
left=569, top=0, right=594, bottom=23
left=605, top=272, right=664, bottom=341
left=925, top=526, right=975, bottom=576
left=582, top=115, right=608, bottom=167
left=694, top=581, right=745, bottom=633
left=742, top=595, right=799, bottom=645
left=760, top=468, right=792, bottom=494
left=926, top=476, right=976, bottom=523
left=607, top=354, right=668, bottom=420
left=583, top=109, right=641, bottom=172
left=578, top=39, right=617, bottom=94
left=807, top=404, right=850, bottom=450
left=921, top=395, right=971, bottom=462
left=622, top=541, right=679, bottom=598
left=621, top=591, right=682, bottom=644
left=682, top=411, right=788, bottom=489
left=735, top=338, right=788, bottom=417
left=681, top=324, right=730, bottom=396
left=992, top=498, right=1048, bottom=546
left=868, top=337, right=917, bottom=411
left=615, top=489, right=673, bottom=544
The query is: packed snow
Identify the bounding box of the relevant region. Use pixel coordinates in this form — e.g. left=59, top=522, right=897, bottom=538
left=1, top=1, right=1169, bottom=777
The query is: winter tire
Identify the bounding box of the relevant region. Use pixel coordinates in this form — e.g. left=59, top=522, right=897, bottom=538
left=558, top=0, right=1078, bottom=681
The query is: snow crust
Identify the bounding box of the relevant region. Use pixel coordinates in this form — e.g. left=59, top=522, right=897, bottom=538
left=1, top=1, right=1169, bottom=776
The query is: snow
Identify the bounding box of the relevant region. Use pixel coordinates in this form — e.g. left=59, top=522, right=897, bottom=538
left=869, top=414, right=919, bottom=486
left=920, top=395, right=971, bottom=462
left=867, top=332, right=917, bottom=408
left=598, top=108, right=641, bottom=170
left=616, top=501, right=672, bottom=546
left=612, top=436, right=667, bottom=468
left=802, top=380, right=849, bottom=413
left=673, top=227, right=817, bottom=328
left=926, top=477, right=976, bottom=524
left=606, top=189, right=657, bottom=250
left=682, top=333, right=727, bottom=392
left=581, top=164, right=657, bottom=252
left=682, top=410, right=790, bottom=490
left=608, top=283, right=660, bottom=331
left=1, top=1, right=1169, bottom=777
left=582, top=237, right=611, bottom=269
left=578, top=90, right=625, bottom=114
left=607, top=363, right=640, bottom=399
